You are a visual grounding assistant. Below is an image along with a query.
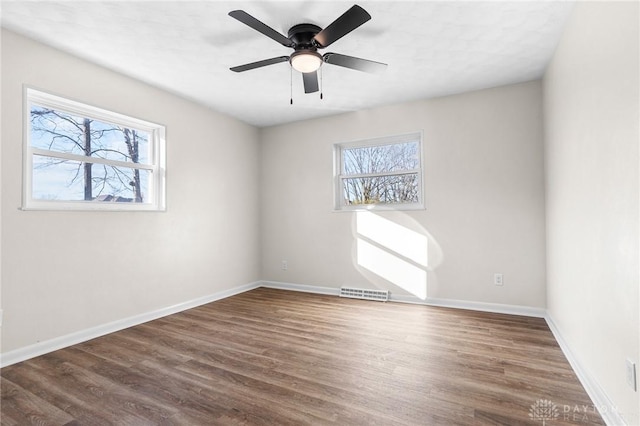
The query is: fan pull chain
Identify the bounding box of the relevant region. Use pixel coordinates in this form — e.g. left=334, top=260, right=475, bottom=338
left=320, top=67, right=324, bottom=100
left=290, top=66, right=293, bottom=105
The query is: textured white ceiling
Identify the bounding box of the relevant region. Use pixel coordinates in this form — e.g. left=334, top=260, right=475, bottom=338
left=1, top=1, right=573, bottom=127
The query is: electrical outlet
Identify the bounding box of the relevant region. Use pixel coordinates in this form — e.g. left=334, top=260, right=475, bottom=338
left=281, top=260, right=288, bottom=271
left=494, top=273, right=504, bottom=286
left=626, top=359, right=637, bottom=391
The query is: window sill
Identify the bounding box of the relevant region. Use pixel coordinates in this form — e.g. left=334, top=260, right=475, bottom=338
left=333, top=203, right=425, bottom=213
left=21, top=201, right=166, bottom=212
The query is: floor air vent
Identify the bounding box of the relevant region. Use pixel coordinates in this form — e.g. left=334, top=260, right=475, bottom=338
left=340, top=287, right=389, bottom=302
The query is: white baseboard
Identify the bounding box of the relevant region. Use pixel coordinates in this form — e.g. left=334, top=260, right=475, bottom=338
left=261, top=280, right=340, bottom=296
left=0, top=281, right=261, bottom=368
left=424, top=297, right=546, bottom=318
left=261, top=280, right=546, bottom=318
left=545, top=313, right=626, bottom=426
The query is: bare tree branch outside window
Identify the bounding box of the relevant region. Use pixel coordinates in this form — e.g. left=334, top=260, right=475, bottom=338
left=341, top=141, right=420, bottom=206
left=30, top=106, right=150, bottom=203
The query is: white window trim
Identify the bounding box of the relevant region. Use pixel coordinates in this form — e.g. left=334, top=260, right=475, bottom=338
left=22, top=87, right=166, bottom=211
left=333, top=131, right=425, bottom=212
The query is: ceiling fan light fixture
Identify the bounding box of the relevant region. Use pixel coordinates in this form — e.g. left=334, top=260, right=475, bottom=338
left=290, top=51, right=323, bottom=73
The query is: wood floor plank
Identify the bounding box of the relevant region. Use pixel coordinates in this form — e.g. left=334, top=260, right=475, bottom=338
left=1, top=378, right=75, bottom=425
left=5, top=350, right=179, bottom=424
left=1, top=288, right=604, bottom=425
left=171, top=340, right=431, bottom=424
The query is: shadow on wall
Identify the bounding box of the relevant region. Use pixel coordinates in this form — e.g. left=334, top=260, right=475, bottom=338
left=351, top=211, right=444, bottom=300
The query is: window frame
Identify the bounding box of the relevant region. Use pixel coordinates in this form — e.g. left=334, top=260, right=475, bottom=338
left=23, top=87, right=166, bottom=211
left=333, top=131, right=425, bottom=212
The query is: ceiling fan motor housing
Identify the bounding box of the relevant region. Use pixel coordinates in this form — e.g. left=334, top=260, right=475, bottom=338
left=288, top=24, right=322, bottom=51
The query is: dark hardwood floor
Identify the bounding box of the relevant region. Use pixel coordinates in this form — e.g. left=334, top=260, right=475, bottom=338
left=1, top=287, right=604, bottom=425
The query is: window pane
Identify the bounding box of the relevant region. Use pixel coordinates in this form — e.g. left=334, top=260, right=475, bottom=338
left=33, top=155, right=151, bottom=203
left=342, top=173, right=420, bottom=205
left=343, top=141, right=419, bottom=175
left=30, top=105, right=150, bottom=165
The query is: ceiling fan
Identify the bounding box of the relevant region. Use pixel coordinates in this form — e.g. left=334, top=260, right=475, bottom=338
left=228, top=5, right=387, bottom=94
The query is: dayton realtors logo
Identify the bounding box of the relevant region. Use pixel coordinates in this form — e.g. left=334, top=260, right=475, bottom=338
left=529, top=398, right=610, bottom=423
left=529, top=399, right=559, bottom=425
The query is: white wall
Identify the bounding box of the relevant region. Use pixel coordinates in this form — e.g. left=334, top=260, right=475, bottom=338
left=1, top=30, right=261, bottom=353
left=260, top=80, right=546, bottom=308
left=544, top=1, right=639, bottom=424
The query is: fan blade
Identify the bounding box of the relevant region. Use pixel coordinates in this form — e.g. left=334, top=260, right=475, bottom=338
left=231, top=56, right=290, bottom=72
left=303, top=71, right=319, bottom=93
left=323, top=53, right=387, bottom=73
left=313, top=5, right=371, bottom=48
left=229, top=10, right=294, bottom=47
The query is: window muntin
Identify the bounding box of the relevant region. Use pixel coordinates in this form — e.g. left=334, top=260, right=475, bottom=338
left=334, top=132, right=424, bottom=210
left=24, top=88, right=166, bottom=210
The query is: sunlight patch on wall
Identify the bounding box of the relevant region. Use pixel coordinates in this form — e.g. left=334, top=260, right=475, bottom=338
left=356, top=211, right=428, bottom=266
left=355, top=211, right=428, bottom=300
left=356, top=239, right=427, bottom=300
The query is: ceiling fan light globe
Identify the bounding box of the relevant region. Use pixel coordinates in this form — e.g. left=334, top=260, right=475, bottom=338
left=290, top=51, right=323, bottom=73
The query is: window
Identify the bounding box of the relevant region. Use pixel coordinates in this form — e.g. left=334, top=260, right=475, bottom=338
left=334, top=132, right=424, bottom=211
left=23, top=88, right=166, bottom=211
